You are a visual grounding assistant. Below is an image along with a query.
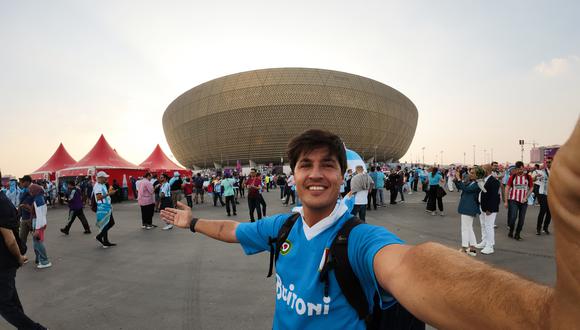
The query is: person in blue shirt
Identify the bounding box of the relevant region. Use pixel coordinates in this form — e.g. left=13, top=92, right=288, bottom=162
left=425, top=168, right=445, bottom=216
left=161, top=128, right=577, bottom=329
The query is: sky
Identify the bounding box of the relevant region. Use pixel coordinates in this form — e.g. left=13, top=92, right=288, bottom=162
left=1, top=0, right=579, bottom=176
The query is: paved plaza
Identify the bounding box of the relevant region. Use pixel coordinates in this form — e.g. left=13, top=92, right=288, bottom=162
left=1, top=190, right=555, bottom=330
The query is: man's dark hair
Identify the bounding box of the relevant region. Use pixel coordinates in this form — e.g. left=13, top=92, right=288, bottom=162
left=144, top=172, right=152, bottom=178
left=21, top=175, right=32, bottom=183
left=67, top=180, right=75, bottom=186
left=287, top=129, right=347, bottom=174
left=250, top=168, right=256, bottom=172
left=491, top=161, right=498, bottom=166
left=370, top=166, right=375, bottom=171
left=515, top=161, right=524, bottom=168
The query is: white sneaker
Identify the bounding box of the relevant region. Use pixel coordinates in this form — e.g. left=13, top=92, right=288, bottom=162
left=141, top=225, right=147, bottom=229
left=481, top=246, right=494, bottom=255
left=37, top=262, right=52, bottom=269
left=431, top=211, right=437, bottom=216
left=439, top=212, right=445, bottom=216
left=475, top=242, right=486, bottom=249
left=466, top=249, right=477, bottom=257
left=162, top=224, right=174, bottom=230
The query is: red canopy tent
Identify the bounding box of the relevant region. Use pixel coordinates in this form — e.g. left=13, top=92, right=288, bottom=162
left=57, top=135, right=146, bottom=199
left=139, top=144, right=191, bottom=177
left=30, top=143, right=77, bottom=181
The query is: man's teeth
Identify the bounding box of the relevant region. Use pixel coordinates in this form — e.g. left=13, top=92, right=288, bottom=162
left=308, top=186, right=325, bottom=191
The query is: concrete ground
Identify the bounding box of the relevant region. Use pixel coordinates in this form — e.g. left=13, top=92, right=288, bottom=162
left=1, top=188, right=555, bottom=330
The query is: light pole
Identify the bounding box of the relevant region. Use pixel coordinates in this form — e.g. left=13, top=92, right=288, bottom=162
left=519, top=139, right=525, bottom=162
left=463, top=152, right=466, bottom=165
left=472, top=145, right=476, bottom=165
left=374, top=145, right=378, bottom=163
left=422, top=147, right=425, bottom=165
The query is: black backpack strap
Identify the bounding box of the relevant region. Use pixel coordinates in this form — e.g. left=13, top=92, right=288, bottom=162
left=267, top=212, right=300, bottom=278
left=326, top=216, right=370, bottom=321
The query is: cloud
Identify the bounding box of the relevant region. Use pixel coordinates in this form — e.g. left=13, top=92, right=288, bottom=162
left=534, top=55, right=580, bottom=76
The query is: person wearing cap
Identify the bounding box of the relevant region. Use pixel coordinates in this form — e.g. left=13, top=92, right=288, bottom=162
left=93, top=171, right=117, bottom=248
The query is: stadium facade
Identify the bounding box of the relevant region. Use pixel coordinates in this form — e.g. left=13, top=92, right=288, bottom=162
left=162, top=68, right=418, bottom=169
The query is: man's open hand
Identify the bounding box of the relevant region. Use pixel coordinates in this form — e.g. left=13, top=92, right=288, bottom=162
left=160, top=202, right=193, bottom=229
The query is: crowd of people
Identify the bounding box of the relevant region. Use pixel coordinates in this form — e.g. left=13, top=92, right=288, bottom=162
left=0, top=144, right=557, bottom=329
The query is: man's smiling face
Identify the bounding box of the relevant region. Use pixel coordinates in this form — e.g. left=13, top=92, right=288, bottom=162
left=294, top=147, right=343, bottom=214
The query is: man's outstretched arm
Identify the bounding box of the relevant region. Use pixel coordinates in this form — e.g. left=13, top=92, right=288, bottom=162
left=374, top=243, right=552, bottom=329
left=161, top=202, right=239, bottom=243
left=374, top=119, right=580, bottom=329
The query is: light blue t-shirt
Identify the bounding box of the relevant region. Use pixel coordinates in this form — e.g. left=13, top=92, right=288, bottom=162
left=221, top=178, right=235, bottom=197
left=428, top=173, right=443, bottom=185
left=373, top=172, right=385, bottom=189
left=236, top=211, right=403, bottom=329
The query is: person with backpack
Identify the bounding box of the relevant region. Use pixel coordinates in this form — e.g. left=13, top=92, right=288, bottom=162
left=160, top=126, right=580, bottom=329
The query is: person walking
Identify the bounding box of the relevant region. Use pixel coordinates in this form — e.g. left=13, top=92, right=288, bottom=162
left=535, top=159, right=552, bottom=235
left=453, top=168, right=482, bottom=257
left=246, top=169, right=263, bottom=222
left=505, top=161, right=534, bottom=240
left=94, top=171, right=118, bottom=248
left=477, top=165, right=500, bottom=255
left=0, top=181, right=47, bottom=329
left=221, top=173, right=237, bottom=216
left=60, top=180, right=91, bottom=235
left=137, top=172, right=156, bottom=230
left=29, top=184, right=51, bottom=268
left=426, top=167, right=445, bottom=216
left=349, top=165, right=373, bottom=222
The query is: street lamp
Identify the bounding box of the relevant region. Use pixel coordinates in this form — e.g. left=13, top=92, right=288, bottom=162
left=463, top=152, right=466, bottom=165
left=519, top=139, right=525, bottom=162
left=422, top=147, right=425, bottom=165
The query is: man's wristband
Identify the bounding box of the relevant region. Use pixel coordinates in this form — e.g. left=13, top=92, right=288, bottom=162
left=190, top=217, right=199, bottom=233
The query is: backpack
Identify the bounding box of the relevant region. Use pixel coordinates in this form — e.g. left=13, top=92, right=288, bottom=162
left=267, top=214, right=424, bottom=330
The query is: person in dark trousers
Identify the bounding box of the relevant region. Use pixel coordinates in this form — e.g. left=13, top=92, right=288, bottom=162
left=246, top=169, right=263, bottom=222
left=0, top=176, right=47, bottom=329
left=504, top=161, right=534, bottom=240
left=426, top=167, right=445, bottom=216
left=388, top=168, right=401, bottom=204
left=94, top=171, right=118, bottom=247
left=60, top=181, right=91, bottom=235
left=367, top=166, right=378, bottom=210
left=536, top=160, right=552, bottom=235
left=276, top=173, right=287, bottom=200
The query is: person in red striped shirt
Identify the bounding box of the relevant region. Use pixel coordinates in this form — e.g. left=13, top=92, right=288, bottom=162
left=504, top=161, right=534, bottom=240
